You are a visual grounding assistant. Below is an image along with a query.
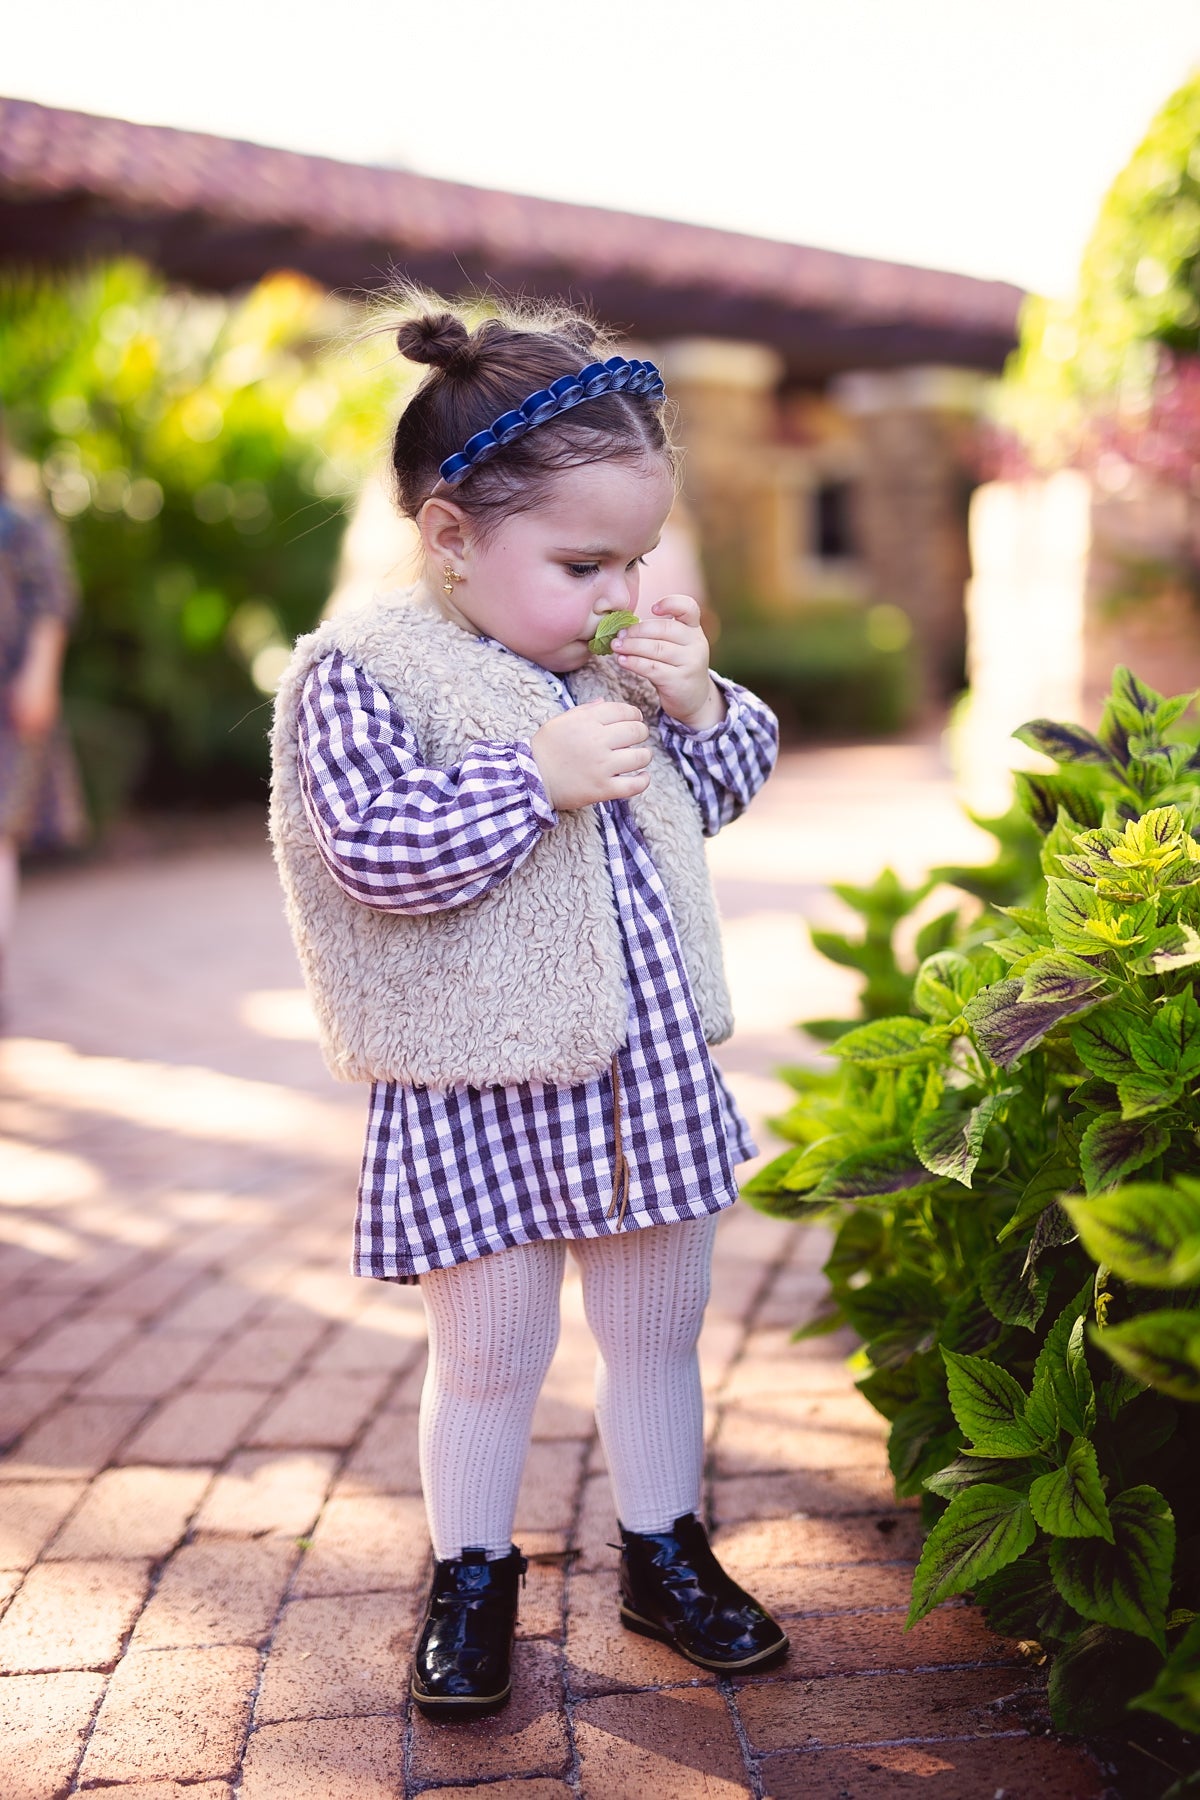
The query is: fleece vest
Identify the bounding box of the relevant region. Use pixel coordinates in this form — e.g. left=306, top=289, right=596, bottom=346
left=269, top=588, right=734, bottom=1089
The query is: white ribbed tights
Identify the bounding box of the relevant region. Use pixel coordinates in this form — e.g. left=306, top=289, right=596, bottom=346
left=418, top=1216, right=716, bottom=1559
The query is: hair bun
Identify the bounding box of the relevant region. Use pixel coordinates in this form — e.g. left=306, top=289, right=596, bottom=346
left=396, top=313, right=474, bottom=373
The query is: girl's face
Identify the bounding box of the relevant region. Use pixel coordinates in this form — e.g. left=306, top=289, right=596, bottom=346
left=428, top=456, right=675, bottom=673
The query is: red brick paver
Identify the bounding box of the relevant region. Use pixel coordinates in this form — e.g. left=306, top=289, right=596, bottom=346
left=0, top=753, right=1105, bottom=1795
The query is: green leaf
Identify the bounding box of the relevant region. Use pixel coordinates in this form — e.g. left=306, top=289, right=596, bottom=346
left=829, top=1016, right=933, bottom=1068
left=997, top=1155, right=1080, bottom=1244
left=823, top=1209, right=885, bottom=1285
left=923, top=1454, right=1045, bottom=1498
left=1094, top=1309, right=1200, bottom=1402
left=1112, top=665, right=1163, bottom=724
left=1115, top=1070, right=1184, bottom=1119
left=1063, top=1180, right=1200, bottom=1288
left=965, top=977, right=1100, bottom=1069
left=780, top=1133, right=864, bottom=1192
left=912, top=950, right=978, bottom=1022
left=811, top=1140, right=934, bottom=1204
left=974, top=1552, right=1077, bottom=1644
left=912, top=1092, right=1010, bottom=1187
left=738, top=1145, right=807, bottom=1197
left=1131, top=1617, right=1200, bottom=1734
left=587, top=609, right=640, bottom=654
left=1018, top=951, right=1107, bottom=1006
left=1079, top=1112, right=1170, bottom=1196
left=979, top=1240, right=1052, bottom=1329
left=1045, top=877, right=1106, bottom=954
left=1047, top=1622, right=1164, bottom=1735
left=913, top=906, right=961, bottom=964
left=1013, top=718, right=1115, bottom=767
left=1028, top=1436, right=1113, bottom=1541
left=942, top=1348, right=1039, bottom=1456
left=1027, top=1291, right=1096, bottom=1441
left=838, top=1271, right=939, bottom=1349
left=887, top=1398, right=960, bottom=1497
left=1050, top=1486, right=1175, bottom=1652
left=1141, top=992, right=1200, bottom=1084
left=1070, top=1008, right=1138, bottom=1078
left=906, top=1484, right=1036, bottom=1625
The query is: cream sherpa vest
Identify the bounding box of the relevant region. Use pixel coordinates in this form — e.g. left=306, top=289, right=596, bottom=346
left=270, top=588, right=734, bottom=1089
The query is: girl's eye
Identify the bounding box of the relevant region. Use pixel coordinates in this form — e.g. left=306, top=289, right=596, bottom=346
left=566, top=563, right=599, bottom=578
left=627, top=556, right=648, bottom=572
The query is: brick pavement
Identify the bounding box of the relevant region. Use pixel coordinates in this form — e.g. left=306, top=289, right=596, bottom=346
left=0, top=746, right=1107, bottom=1796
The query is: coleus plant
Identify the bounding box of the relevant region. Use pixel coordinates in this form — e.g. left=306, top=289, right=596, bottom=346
left=746, top=667, right=1200, bottom=1754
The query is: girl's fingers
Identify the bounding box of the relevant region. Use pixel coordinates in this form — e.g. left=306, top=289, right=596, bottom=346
left=651, top=593, right=702, bottom=626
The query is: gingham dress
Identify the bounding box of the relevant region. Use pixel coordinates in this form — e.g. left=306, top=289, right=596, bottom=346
left=297, top=645, right=778, bottom=1281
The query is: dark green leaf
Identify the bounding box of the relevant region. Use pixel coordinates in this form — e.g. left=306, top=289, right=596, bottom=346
left=824, top=1209, right=886, bottom=1285
left=1064, top=1180, right=1200, bottom=1288
left=1015, top=771, right=1105, bottom=834
left=942, top=1348, right=1039, bottom=1456
left=855, top=1365, right=918, bottom=1423
left=1047, top=1623, right=1164, bottom=1735
left=1079, top=1112, right=1170, bottom=1196
left=997, top=1156, right=1080, bottom=1244
left=1028, top=1436, right=1113, bottom=1541
left=1131, top=1617, right=1200, bottom=1734
left=912, top=1092, right=1010, bottom=1187
left=1027, top=1290, right=1096, bottom=1441
left=1070, top=1008, right=1137, bottom=1079
left=907, top=1484, right=1036, bottom=1624
left=980, top=1240, right=1052, bottom=1329
left=839, top=1271, right=940, bottom=1344
left=1050, top=1485, right=1175, bottom=1651
left=923, top=1454, right=1045, bottom=1498
left=829, top=1016, right=933, bottom=1068
left=974, top=1552, right=1070, bottom=1641
left=1013, top=719, right=1115, bottom=767
left=587, top=609, right=639, bottom=654
left=1093, top=1309, right=1200, bottom=1401
left=812, top=1140, right=934, bottom=1204
left=887, top=1399, right=961, bottom=1497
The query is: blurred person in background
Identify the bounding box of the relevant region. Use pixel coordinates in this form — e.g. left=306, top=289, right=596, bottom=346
left=0, top=409, right=86, bottom=1005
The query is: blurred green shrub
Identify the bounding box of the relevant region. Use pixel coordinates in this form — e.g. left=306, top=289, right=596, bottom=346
left=998, top=71, right=1200, bottom=472
left=713, top=602, right=916, bottom=739
left=0, top=260, right=392, bottom=822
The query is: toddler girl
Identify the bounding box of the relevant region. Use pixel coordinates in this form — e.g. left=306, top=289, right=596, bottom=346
left=271, top=301, right=787, bottom=1718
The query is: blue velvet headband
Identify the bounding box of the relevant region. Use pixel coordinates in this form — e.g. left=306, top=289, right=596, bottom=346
left=437, top=354, right=666, bottom=488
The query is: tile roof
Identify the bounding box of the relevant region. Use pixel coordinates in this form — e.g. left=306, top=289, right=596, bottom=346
left=0, top=96, right=1023, bottom=373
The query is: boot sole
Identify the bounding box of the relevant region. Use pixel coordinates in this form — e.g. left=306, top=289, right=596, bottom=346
left=619, top=1604, right=789, bottom=1672
left=410, top=1679, right=511, bottom=1720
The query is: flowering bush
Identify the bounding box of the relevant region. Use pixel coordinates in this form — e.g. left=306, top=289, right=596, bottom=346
left=746, top=666, right=1200, bottom=1753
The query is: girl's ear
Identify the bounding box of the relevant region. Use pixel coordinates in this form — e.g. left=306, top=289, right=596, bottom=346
left=418, top=497, right=471, bottom=568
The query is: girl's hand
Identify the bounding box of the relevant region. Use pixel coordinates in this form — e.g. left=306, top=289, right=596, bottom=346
left=8, top=620, right=66, bottom=740
left=531, top=701, right=651, bottom=811
left=613, top=594, right=726, bottom=731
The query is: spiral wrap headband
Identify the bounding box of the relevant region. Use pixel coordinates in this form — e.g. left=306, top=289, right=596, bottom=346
left=437, top=355, right=666, bottom=488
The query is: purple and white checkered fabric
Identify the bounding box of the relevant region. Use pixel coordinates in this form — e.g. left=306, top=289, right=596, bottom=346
left=297, top=645, right=778, bottom=1280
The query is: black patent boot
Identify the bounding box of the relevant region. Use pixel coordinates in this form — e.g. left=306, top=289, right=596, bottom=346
left=410, top=1545, right=527, bottom=1719
left=618, top=1512, right=788, bottom=1673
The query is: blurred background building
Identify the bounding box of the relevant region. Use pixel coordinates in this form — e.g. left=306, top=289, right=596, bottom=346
left=0, top=95, right=1022, bottom=809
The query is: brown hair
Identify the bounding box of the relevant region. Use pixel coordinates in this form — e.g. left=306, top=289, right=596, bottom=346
left=387, top=297, right=676, bottom=534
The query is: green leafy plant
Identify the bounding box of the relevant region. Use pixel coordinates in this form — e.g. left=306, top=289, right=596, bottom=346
left=746, top=665, right=1200, bottom=1749
left=588, top=609, right=640, bottom=655
left=0, top=259, right=391, bottom=822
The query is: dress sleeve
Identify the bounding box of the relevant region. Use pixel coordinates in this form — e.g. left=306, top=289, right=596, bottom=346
left=656, top=673, right=779, bottom=837
left=296, top=650, right=559, bottom=914
left=15, top=510, right=79, bottom=627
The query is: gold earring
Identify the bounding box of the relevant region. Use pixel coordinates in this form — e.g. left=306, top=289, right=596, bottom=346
left=443, top=565, right=463, bottom=597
